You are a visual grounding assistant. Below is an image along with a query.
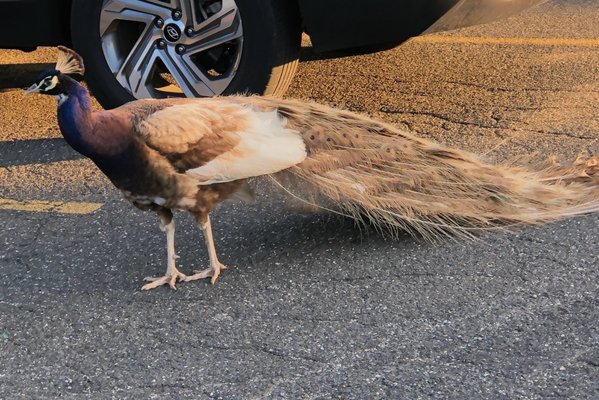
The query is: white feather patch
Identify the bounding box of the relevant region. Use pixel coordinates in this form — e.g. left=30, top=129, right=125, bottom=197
left=56, top=93, right=68, bottom=105
left=187, top=110, right=307, bottom=184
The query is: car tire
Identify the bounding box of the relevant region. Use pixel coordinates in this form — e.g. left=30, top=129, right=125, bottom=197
left=71, top=0, right=301, bottom=109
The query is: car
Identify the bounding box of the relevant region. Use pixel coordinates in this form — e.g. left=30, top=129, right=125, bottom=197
left=0, top=0, right=545, bottom=109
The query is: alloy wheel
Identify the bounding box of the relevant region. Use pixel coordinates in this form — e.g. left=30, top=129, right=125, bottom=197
left=100, top=0, right=243, bottom=98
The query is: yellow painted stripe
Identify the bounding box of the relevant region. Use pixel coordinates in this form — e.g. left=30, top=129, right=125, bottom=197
left=0, top=198, right=103, bottom=214
left=413, top=35, right=599, bottom=47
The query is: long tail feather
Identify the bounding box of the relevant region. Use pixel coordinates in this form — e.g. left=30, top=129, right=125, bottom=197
left=236, top=96, right=599, bottom=240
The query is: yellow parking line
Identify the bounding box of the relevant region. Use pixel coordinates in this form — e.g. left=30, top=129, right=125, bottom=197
left=0, top=198, right=103, bottom=214
left=413, top=35, right=599, bottom=47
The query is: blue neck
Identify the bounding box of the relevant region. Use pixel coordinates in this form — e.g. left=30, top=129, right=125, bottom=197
left=55, top=76, right=139, bottom=187
left=56, top=78, right=95, bottom=156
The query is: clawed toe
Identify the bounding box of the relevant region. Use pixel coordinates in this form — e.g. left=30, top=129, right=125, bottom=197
left=141, top=271, right=187, bottom=290
left=183, top=263, right=227, bottom=285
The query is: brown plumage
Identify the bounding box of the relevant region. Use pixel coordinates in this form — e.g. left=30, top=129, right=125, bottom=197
left=27, top=47, right=599, bottom=290
left=237, top=96, right=599, bottom=241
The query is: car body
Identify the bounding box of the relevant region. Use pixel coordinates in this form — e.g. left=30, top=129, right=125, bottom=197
left=1, top=0, right=457, bottom=50
left=0, top=0, right=545, bottom=108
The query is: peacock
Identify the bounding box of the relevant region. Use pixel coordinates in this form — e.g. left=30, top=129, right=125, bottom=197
left=26, top=46, right=599, bottom=290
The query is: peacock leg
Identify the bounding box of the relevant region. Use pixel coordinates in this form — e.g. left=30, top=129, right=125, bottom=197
left=183, top=214, right=227, bottom=285
left=142, top=209, right=187, bottom=290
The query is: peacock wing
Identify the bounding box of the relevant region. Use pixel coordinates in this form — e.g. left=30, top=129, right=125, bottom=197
left=134, top=100, right=308, bottom=184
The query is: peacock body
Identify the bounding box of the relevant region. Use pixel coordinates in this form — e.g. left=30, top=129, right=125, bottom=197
left=25, top=47, right=599, bottom=290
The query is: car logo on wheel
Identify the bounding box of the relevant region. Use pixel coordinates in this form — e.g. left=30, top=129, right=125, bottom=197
left=164, top=24, right=181, bottom=42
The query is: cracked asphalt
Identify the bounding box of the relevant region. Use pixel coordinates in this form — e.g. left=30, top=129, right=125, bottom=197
left=1, top=0, right=598, bottom=398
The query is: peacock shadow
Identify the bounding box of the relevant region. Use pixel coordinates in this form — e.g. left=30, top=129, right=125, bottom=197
left=96, top=198, right=422, bottom=290
left=0, top=198, right=457, bottom=297
left=196, top=201, right=422, bottom=280
left=0, top=137, right=84, bottom=167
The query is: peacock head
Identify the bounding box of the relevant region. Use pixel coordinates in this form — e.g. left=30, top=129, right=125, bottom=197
left=25, top=46, right=85, bottom=101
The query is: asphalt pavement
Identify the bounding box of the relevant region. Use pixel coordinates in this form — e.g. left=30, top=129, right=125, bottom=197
left=1, top=0, right=598, bottom=398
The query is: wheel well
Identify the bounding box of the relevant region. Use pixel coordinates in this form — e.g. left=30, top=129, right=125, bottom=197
left=0, top=0, right=72, bottom=49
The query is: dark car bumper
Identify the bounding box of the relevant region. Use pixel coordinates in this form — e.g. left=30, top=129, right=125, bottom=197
left=0, top=0, right=547, bottom=51
left=0, top=0, right=71, bottom=49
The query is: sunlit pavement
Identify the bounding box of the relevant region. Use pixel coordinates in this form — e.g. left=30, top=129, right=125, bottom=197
left=1, top=1, right=598, bottom=398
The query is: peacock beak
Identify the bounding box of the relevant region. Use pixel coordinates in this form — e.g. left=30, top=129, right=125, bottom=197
left=24, top=83, right=41, bottom=95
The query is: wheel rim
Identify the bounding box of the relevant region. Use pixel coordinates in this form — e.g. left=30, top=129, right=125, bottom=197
left=99, top=0, right=243, bottom=98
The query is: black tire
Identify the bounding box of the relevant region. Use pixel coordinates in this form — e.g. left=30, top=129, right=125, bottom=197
left=71, top=0, right=301, bottom=109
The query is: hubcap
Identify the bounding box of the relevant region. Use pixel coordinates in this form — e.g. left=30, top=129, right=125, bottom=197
left=100, top=0, right=243, bottom=98
left=164, top=24, right=182, bottom=42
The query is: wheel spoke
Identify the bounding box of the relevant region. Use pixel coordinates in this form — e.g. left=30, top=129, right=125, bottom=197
left=101, top=0, right=171, bottom=34
left=115, top=27, right=162, bottom=98
left=128, top=52, right=160, bottom=99
left=190, top=0, right=239, bottom=34
left=183, top=52, right=234, bottom=95
left=183, top=20, right=242, bottom=54
left=159, top=47, right=218, bottom=97
left=173, top=0, right=194, bottom=24
left=140, top=0, right=177, bottom=7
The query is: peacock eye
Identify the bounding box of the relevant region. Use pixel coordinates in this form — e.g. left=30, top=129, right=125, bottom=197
left=39, top=76, right=56, bottom=90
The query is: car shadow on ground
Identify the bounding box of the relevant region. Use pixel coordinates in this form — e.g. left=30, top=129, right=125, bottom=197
left=0, top=63, right=53, bottom=91
left=299, top=42, right=401, bottom=62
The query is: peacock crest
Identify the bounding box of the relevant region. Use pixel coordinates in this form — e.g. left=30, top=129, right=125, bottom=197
left=55, top=45, right=85, bottom=76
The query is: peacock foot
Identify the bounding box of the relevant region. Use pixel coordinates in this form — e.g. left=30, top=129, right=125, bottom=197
left=141, top=268, right=188, bottom=291
left=183, top=262, right=228, bottom=285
